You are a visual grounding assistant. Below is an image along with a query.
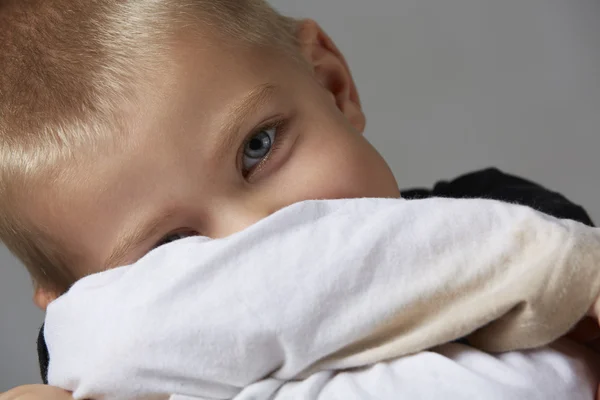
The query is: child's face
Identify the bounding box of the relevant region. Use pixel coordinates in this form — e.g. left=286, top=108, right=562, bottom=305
left=31, top=22, right=399, bottom=285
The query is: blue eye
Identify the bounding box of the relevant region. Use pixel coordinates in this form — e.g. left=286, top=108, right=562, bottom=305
left=243, top=127, right=276, bottom=171
left=155, top=231, right=197, bottom=249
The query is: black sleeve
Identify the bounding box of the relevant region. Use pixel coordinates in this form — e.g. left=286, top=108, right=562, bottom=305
left=402, top=167, right=594, bottom=227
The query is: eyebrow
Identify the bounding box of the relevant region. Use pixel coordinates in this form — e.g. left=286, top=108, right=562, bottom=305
left=212, top=83, right=279, bottom=163
left=104, top=84, right=279, bottom=268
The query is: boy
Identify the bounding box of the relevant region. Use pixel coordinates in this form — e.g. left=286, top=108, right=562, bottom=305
left=1, top=0, right=599, bottom=398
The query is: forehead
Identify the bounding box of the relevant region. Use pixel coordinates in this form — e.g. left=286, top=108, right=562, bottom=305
left=134, top=38, right=295, bottom=135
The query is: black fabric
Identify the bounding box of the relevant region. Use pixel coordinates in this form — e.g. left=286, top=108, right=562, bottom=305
left=402, top=167, right=594, bottom=227
left=37, top=324, right=49, bottom=384
left=36, top=167, right=594, bottom=383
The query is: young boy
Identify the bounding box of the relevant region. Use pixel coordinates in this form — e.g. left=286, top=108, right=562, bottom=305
left=1, top=0, right=600, bottom=399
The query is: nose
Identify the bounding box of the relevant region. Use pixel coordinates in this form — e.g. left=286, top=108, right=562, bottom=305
left=208, top=199, right=275, bottom=239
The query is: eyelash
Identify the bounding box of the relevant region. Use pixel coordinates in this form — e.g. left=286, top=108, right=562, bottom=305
left=241, top=118, right=289, bottom=179
left=153, top=230, right=198, bottom=250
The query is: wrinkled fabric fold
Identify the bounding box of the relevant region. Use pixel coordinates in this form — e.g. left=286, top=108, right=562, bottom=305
left=45, top=198, right=600, bottom=400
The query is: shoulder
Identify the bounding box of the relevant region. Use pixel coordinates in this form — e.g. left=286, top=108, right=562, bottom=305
left=402, top=167, right=594, bottom=226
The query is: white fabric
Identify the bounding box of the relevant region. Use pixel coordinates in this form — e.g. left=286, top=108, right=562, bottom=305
left=234, top=339, right=598, bottom=400
left=44, top=198, right=600, bottom=400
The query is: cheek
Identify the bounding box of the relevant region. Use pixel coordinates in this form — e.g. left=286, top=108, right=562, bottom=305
left=272, top=129, right=399, bottom=203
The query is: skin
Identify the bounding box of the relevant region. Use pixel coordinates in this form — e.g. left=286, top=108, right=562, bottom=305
left=3, top=19, right=599, bottom=400
left=0, top=385, right=73, bottom=400
left=2, top=19, right=399, bottom=398
left=28, top=19, right=399, bottom=307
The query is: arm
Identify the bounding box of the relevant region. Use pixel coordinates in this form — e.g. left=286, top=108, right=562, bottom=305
left=273, top=340, right=600, bottom=400
left=44, top=197, right=600, bottom=399
left=404, top=167, right=600, bottom=345
left=36, top=167, right=594, bottom=383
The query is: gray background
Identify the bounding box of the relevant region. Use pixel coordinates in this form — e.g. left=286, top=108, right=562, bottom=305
left=1, top=0, right=599, bottom=392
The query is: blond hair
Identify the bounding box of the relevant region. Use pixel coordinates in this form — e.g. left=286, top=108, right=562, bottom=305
left=0, top=0, right=298, bottom=293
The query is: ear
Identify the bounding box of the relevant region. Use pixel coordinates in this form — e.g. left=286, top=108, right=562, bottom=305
left=33, top=285, right=58, bottom=311
left=295, top=19, right=366, bottom=133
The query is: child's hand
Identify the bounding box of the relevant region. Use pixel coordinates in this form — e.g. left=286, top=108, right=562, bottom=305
left=0, top=385, right=73, bottom=400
